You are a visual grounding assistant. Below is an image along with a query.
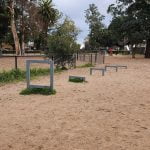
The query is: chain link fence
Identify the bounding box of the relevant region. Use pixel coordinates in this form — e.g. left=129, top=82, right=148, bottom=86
left=76, top=51, right=105, bottom=65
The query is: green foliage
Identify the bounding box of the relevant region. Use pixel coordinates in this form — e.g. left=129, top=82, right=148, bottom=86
left=20, top=88, right=56, bottom=95
left=0, top=67, right=64, bottom=84
left=54, top=66, right=67, bottom=73
left=85, top=4, right=105, bottom=49
left=39, top=0, right=58, bottom=27
left=85, top=4, right=104, bottom=29
left=108, top=16, right=125, bottom=46
left=30, top=68, right=50, bottom=77
left=39, top=0, right=59, bottom=49
left=77, top=63, right=94, bottom=68
left=0, top=2, right=9, bottom=45
left=48, top=17, right=80, bottom=54
left=47, top=17, right=80, bottom=67
left=0, top=69, right=25, bottom=83
left=69, top=78, right=85, bottom=83
left=108, top=0, right=150, bottom=57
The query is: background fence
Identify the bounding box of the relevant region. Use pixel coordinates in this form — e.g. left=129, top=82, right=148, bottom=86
left=0, top=51, right=105, bottom=71
left=76, top=51, right=105, bottom=65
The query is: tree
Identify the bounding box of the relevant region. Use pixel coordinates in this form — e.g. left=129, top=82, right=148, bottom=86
left=108, top=15, right=144, bottom=58
left=108, top=0, right=150, bottom=58
left=13, top=0, right=43, bottom=54
left=0, top=1, right=9, bottom=48
left=16, top=0, right=30, bottom=55
left=39, top=0, right=58, bottom=50
left=108, top=16, right=125, bottom=45
left=85, top=4, right=105, bottom=49
left=7, top=0, right=21, bottom=55
left=47, top=17, right=80, bottom=67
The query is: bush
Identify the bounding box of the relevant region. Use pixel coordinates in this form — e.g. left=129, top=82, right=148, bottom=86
left=0, top=69, right=25, bottom=83
left=20, top=88, right=56, bottom=95
left=77, top=63, right=94, bottom=68
left=69, top=78, right=84, bottom=83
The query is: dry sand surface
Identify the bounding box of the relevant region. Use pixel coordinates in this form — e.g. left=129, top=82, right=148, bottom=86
left=0, top=56, right=150, bottom=150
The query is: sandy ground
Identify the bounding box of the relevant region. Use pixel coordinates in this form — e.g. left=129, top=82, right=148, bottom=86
left=0, top=56, right=150, bottom=150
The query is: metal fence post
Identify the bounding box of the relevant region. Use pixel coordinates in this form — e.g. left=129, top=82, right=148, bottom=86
left=26, top=60, right=30, bottom=88
left=15, top=56, right=18, bottom=70
left=103, top=51, right=105, bottom=64
left=91, top=54, right=93, bottom=64
left=50, top=61, right=54, bottom=90
left=95, top=52, right=97, bottom=63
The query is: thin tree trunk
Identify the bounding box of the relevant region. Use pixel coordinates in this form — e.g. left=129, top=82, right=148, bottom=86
left=9, top=0, right=21, bottom=55
left=43, top=23, right=48, bottom=51
left=20, top=0, right=25, bottom=55
left=131, top=44, right=136, bottom=59
left=145, top=39, right=150, bottom=58
left=21, top=35, right=25, bottom=55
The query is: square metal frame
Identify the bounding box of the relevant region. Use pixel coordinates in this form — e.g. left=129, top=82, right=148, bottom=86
left=26, top=60, right=54, bottom=90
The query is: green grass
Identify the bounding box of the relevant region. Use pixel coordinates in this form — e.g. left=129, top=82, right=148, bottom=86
left=54, top=66, right=67, bottom=73
left=69, top=78, right=85, bottom=83
left=0, top=67, right=64, bottom=84
left=20, top=88, right=56, bottom=95
left=0, top=69, right=26, bottom=83
left=77, top=63, right=95, bottom=68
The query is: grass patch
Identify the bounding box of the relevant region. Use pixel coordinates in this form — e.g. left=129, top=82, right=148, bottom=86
left=54, top=66, right=67, bottom=73
left=77, top=63, right=95, bottom=68
left=20, top=88, right=56, bottom=95
left=69, top=78, right=85, bottom=83
left=0, top=69, right=26, bottom=83
left=0, top=67, right=64, bottom=84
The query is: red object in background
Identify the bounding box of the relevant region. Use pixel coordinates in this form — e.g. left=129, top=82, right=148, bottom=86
left=109, top=48, right=113, bottom=56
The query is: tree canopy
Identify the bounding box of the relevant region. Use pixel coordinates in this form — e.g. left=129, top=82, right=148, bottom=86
left=85, top=4, right=105, bottom=49
left=48, top=17, right=80, bottom=55
left=0, top=1, right=9, bottom=47
left=108, top=0, right=150, bottom=58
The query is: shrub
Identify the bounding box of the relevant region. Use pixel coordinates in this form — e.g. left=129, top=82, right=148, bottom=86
left=20, top=88, right=56, bottom=95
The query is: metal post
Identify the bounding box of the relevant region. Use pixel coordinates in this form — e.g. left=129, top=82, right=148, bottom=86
left=50, top=61, right=54, bottom=90
left=95, top=52, right=97, bottom=63
left=103, top=51, right=105, bottom=64
left=91, top=54, right=92, bottom=64
left=15, top=56, right=18, bottom=70
left=74, top=55, right=76, bottom=68
left=102, top=70, right=105, bottom=76
left=26, top=61, right=30, bottom=88
left=90, top=68, right=92, bottom=75
left=116, top=67, right=118, bottom=72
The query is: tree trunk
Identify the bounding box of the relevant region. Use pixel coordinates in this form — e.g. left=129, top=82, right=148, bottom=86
left=9, top=0, right=21, bottom=55
left=145, top=39, right=150, bottom=58
left=43, top=23, right=48, bottom=51
left=21, top=35, right=25, bottom=55
left=20, top=0, right=25, bottom=55
left=131, top=44, right=136, bottom=59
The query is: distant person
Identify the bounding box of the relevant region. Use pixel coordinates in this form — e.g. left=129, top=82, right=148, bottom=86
left=109, top=48, right=113, bottom=56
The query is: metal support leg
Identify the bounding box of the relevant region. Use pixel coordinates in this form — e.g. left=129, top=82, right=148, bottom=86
left=26, top=61, right=30, bottom=89
left=90, top=68, right=92, bottom=75
left=50, top=61, right=54, bottom=90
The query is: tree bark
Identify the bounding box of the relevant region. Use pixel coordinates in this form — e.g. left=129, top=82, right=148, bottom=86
left=20, top=0, right=25, bottom=55
left=145, top=39, right=150, bottom=58
left=9, top=0, right=21, bottom=55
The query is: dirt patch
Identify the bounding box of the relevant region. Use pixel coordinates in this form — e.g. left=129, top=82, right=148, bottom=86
left=0, top=56, right=150, bottom=150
